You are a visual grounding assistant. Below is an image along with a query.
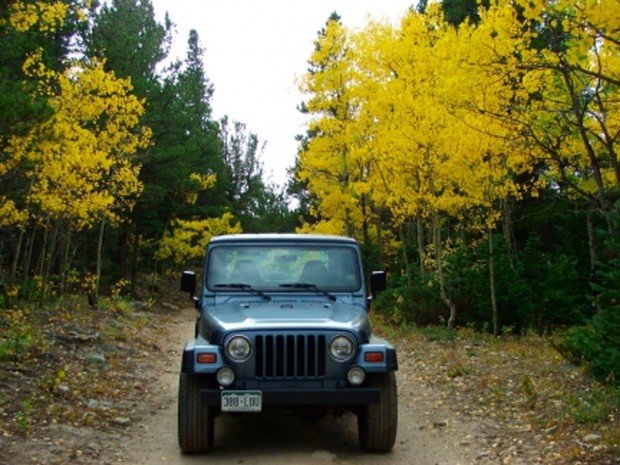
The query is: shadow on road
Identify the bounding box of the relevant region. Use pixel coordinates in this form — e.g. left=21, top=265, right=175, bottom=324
left=213, top=410, right=361, bottom=456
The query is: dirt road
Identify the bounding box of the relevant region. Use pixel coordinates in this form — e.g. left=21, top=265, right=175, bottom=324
left=3, top=300, right=614, bottom=464
left=121, top=307, right=487, bottom=465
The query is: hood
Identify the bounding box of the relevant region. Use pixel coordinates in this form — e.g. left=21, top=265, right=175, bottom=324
left=202, top=299, right=371, bottom=343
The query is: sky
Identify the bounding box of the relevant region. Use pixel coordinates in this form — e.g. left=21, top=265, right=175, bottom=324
left=150, top=0, right=415, bottom=186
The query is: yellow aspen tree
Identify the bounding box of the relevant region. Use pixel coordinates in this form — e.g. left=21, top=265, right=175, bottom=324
left=155, top=212, right=242, bottom=267
left=515, top=0, right=620, bottom=217
left=7, top=56, right=149, bottom=229
left=156, top=172, right=242, bottom=268
left=344, top=5, right=536, bottom=328
left=297, top=14, right=365, bottom=237
left=1, top=1, right=96, bottom=305
left=6, top=53, right=150, bottom=300
left=354, top=9, right=464, bottom=327
left=7, top=0, right=71, bottom=33
left=298, top=0, right=615, bottom=330
left=0, top=0, right=91, bottom=229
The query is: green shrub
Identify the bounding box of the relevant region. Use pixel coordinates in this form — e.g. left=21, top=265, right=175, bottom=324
left=562, top=229, right=620, bottom=384
left=375, top=267, right=443, bottom=326
left=567, top=385, right=620, bottom=423
left=0, top=309, right=36, bottom=361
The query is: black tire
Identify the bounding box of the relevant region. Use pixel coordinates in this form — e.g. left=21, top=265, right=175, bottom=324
left=178, top=372, right=215, bottom=454
left=357, top=372, right=398, bottom=452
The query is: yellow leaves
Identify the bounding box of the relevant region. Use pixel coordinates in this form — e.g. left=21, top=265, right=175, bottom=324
left=156, top=213, right=242, bottom=266
left=356, top=9, right=519, bottom=221
left=8, top=1, right=91, bottom=33
left=307, top=18, right=348, bottom=76
left=185, top=172, right=217, bottom=204
left=509, top=0, right=620, bottom=200
left=297, top=0, right=549, bottom=238
left=519, top=0, right=544, bottom=22
left=22, top=48, right=57, bottom=95
left=297, top=218, right=345, bottom=236
left=189, top=172, right=217, bottom=190
left=9, top=1, right=68, bottom=33
left=0, top=198, right=28, bottom=228
left=299, top=0, right=619, bottom=242
left=297, top=16, right=371, bottom=238
left=583, top=0, right=620, bottom=34
left=6, top=55, right=149, bottom=229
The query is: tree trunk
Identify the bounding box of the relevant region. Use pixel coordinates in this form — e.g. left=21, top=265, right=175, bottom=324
left=489, top=230, right=499, bottom=336
left=60, top=226, right=72, bottom=296
left=432, top=210, right=457, bottom=329
left=0, top=251, right=11, bottom=308
left=130, top=213, right=140, bottom=296
left=399, top=224, right=412, bottom=289
left=416, top=216, right=426, bottom=278
left=11, top=228, right=25, bottom=279
left=24, top=226, right=36, bottom=279
left=501, top=198, right=515, bottom=258
left=376, top=211, right=385, bottom=269
left=560, top=65, right=611, bottom=214
left=36, top=217, right=50, bottom=278
left=586, top=208, right=597, bottom=278
left=41, top=222, right=60, bottom=303
left=116, top=223, right=129, bottom=278
left=361, top=193, right=369, bottom=247
left=94, top=218, right=106, bottom=307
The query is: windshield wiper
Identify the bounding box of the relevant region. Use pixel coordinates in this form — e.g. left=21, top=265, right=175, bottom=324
left=213, top=283, right=271, bottom=301
left=279, top=283, right=336, bottom=301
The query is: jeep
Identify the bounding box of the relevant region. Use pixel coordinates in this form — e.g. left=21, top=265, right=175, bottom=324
left=178, top=234, right=398, bottom=453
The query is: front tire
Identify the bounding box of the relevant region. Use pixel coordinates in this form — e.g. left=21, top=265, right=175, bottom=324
left=178, top=372, right=215, bottom=454
left=357, top=372, right=398, bottom=452
left=194, top=317, right=201, bottom=337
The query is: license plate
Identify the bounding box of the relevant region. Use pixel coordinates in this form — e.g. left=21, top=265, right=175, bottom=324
left=221, top=391, right=262, bottom=412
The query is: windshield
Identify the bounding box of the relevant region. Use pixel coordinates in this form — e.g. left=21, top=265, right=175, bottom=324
left=206, top=244, right=361, bottom=292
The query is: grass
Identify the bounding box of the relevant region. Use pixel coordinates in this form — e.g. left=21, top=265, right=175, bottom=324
left=567, top=386, right=620, bottom=424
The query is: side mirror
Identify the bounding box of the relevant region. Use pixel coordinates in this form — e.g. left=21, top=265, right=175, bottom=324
left=370, top=270, right=387, bottom=295
left=181, top=270, right=197, bottom=295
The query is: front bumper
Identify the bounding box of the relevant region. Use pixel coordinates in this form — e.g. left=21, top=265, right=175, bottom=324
left=201, top=387, right=381, bottom=406
left=182, top=338, right=398, bottom=375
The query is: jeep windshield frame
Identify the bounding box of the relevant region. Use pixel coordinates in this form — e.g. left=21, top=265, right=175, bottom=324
left=205, top=243, right=362, bottom=293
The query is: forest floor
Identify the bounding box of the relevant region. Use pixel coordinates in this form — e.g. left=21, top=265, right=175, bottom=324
left=0, top=284, right=618, bottom=465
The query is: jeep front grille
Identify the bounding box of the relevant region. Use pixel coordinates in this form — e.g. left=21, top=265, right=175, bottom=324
left=255, top=334, right=326, bottom=378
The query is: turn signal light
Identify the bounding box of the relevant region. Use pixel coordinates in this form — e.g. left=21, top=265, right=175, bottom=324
left=197, top=353, right=217, bottom=364
left=364, top=351, right=384, bottom=363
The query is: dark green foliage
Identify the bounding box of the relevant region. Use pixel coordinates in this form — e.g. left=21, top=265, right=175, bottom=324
left=562, top=226, right=620, bottom=384
left=416, top=0, right=429, bottom=14
left=455, top=234, right=587, bottom=334
left=441, top=0, right=490, bottom=26
left=377, top=192, right=594, bottom=335
left=85, top=0, right=172, bottom=99
left=220, top=117, right=265, bottom=224
left=84, top=2, right=232, bottom=278
left=139, top=28, right=227, bottom=233
left=245, top=185, right=298, bottom=233
left=375, top=266, right=443, bottom=327
left=286, top=154, right=317, bottom=228
left=0, top=0, right=80, bottom=162
left=219, top=117, right=297, bottom=233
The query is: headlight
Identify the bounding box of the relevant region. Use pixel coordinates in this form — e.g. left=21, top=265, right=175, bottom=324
left=216, top=367, right=235, bottom=386
left=226, top=335, right=252, bottom=362
left=347, top=366, right=366, bottom=385
left=329, top=335, right=354, bottom=361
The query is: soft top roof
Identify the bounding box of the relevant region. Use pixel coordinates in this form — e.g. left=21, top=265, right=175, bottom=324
left=209, top=233, right=358, bottom=244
